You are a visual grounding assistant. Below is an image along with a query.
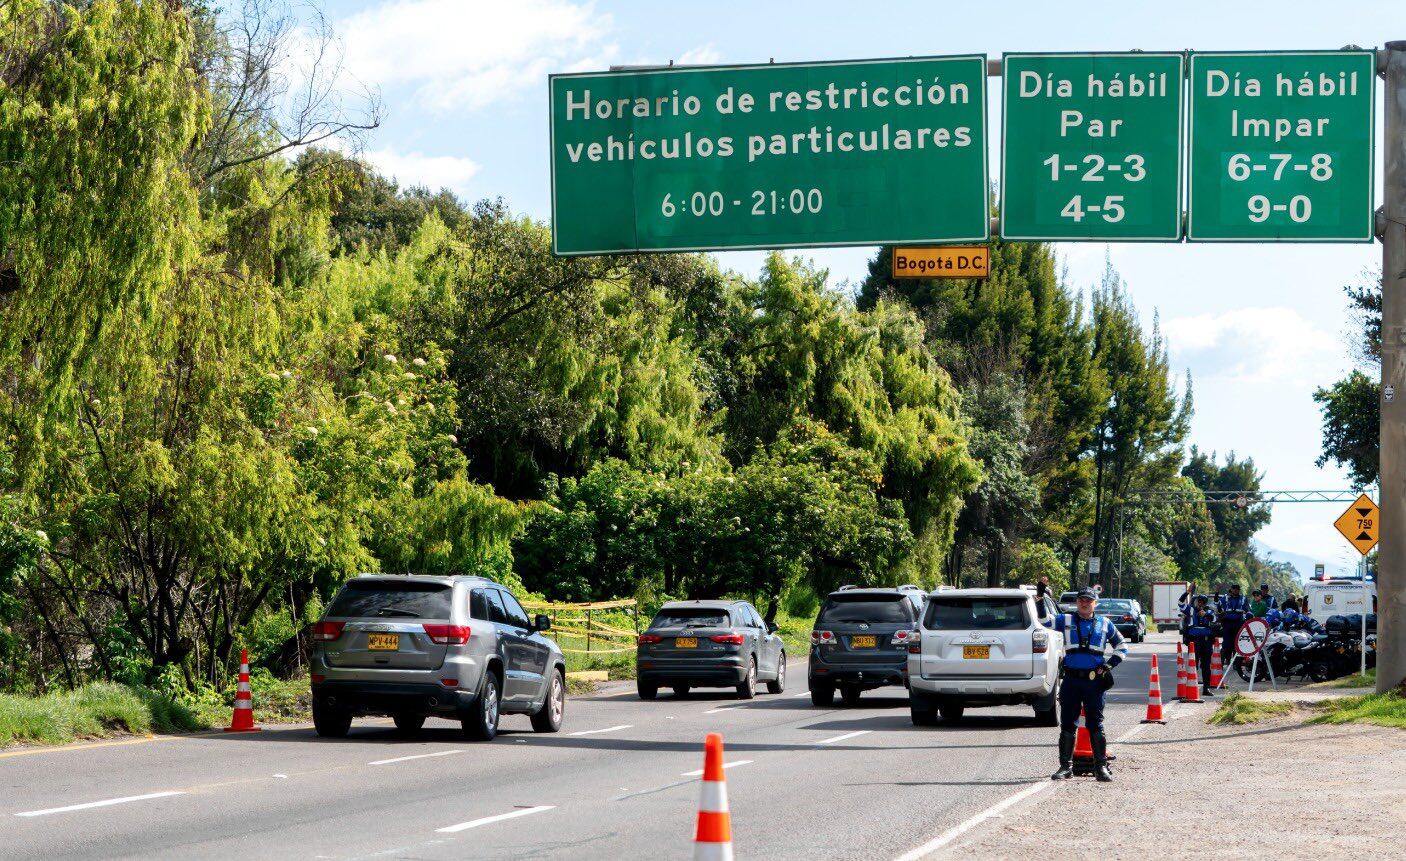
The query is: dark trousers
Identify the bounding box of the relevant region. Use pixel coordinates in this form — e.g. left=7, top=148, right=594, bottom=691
left=1059, top=672, right=1106, bottom=732
left=1190, top=634, right=1214, bottom=687
left=1220, top=622, right=1241, bottom=662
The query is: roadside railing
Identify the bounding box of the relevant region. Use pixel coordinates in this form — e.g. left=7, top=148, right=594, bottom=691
left=521, top=599, right=640, bottom=655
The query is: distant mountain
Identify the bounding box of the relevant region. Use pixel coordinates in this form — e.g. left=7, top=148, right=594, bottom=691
left=1251, top=538, right=1358, bottom=582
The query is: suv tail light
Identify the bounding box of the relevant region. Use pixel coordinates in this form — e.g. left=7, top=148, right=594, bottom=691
left=422, top=624, right=470, bottom=645
left=710, top=633, right=745, bottom=644
left=1033, top=630, right=1049, bottom=654
left=637, top=634, right=662, bottom=644
left=312, top=621, right=345, bottom=641
left=811, top=630, right=835, bottom=645
left=1122, top=614, right=1135, bottom=622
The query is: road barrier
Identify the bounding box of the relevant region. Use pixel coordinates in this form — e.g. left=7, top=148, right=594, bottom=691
left=1209, top=638, right=1225, bottom=688
left=1184, top=643, right=1203, bottom=703
left=693, top=733, right=734, bottom=861
left=522, top=599, right=640, bottom=655
left=224, top=649, right=261, bottom=733
left=1142, top=654, right=1166, bottom=724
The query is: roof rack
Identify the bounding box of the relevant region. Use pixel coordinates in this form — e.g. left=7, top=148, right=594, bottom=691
left=837, top=584, right=858, bottom=591
left=896, top=583, right=923, bottom=592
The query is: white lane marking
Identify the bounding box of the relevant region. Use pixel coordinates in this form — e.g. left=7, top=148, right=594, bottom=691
left=815, top=730, right=871, bottom=745
left=568, top=724, right=633, bottom=737
left=435, top=805, right=555, bottom=834
left=15, top=791, right=185, bottom=818
left=893, top=782, right=1050, bottom=860
left=369, top=749, right=465, bottom=766
left=703, top=706, right=745, bottom=714
left=792, top=692, right=811, bottom=698
left=681, top=759, right=753, bottom=777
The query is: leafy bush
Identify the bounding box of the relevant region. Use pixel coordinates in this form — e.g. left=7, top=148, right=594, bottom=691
left=0, top=683, right=203, bottom=747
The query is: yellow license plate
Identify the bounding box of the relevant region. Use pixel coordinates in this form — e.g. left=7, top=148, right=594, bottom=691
left=962, top=645, right=990, bottom=659
left=367, top=633, right=400, bottom=651
left=851, top=635, right=877, bottom=648
left=675, top=637, right=698, bottom=648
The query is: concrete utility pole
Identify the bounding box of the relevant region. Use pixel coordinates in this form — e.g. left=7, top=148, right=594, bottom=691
left=1378, top=41, right=1406, bottom=694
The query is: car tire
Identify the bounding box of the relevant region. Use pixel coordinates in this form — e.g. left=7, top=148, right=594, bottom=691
left=810, top=682, right=835, bottom=706
left=939, top=703, right=964, bottom=724
left=840, top=685, right=861, bottom=706
left=910, top=691, right=938, bottom=726
left=530, top=668, right=565, bottom=733
left=766, top=653, right=786, bottom=694
left=637, top=681, right=659, bottom=700
left=312, top=699, right=352, bottom=738
left=672, top=685, right=690, bottom=697
left=462, top=671, right=500, bottom=742
left=393, top=712, right=425, bottom=734
left=736, top=658, right=757, bottom=700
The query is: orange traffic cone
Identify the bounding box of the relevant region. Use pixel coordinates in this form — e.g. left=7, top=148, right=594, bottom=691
left=1142, top=654, right=1166, bottom=723
left=693, top=733, right=733, bottom=861
left=224, top=648, right=261, bottom=733
left=1175, top=642, right=1188, bottom=700
left=1185, top=643, right=1203, bottom=703
left=1210, top=639, right=1225, bottom=689
left=1072, top=706, right=1094, bottom=761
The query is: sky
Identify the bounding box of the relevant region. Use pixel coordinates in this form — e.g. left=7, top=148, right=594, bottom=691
left=303, top=0, right=1402, bottom=576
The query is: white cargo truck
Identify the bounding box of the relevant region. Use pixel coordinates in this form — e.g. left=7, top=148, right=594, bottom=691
left=1151, top=581, right=1192, bottom=632
left=1305, top=578, right=1375, bottom=621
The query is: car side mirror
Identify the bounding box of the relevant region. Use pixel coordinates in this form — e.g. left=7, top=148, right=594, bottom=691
left=766, top=621, right=778, bottom=634
left=534, top=614, right=552, bottom=633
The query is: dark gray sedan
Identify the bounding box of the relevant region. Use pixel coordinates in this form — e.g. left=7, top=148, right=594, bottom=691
left=635, top=600, right=786, bottom=699
left=1097, top=598, right=1146, bottom=643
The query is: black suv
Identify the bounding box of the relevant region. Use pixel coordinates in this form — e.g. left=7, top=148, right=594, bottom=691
left=808, top=586, right=925, bottom=705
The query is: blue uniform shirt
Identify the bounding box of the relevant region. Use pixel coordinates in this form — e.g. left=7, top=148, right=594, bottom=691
left=1218, top=594, right=1250, bottom=624
left=1183, top=605, right=1216, bottom=636
left=1053, top=613, right=1129, bottom=671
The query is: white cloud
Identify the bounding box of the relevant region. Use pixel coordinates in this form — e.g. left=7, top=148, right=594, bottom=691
left=364, top=149, right=481, bottom=194
left=339, top=0, right=615, bottom=112
left=1162, top=306, right=1339, bottom=385
left=675, top=44, right=723, bottom=66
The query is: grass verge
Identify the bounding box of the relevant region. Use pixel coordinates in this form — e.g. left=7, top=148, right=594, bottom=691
left=1310, top=668, right=1376, bottom=689
left=1207, top=692, right=1294, bottom=726
left=1308, top=690, right=1406, bottom=728
left=0, top=683, right=205, bottom=747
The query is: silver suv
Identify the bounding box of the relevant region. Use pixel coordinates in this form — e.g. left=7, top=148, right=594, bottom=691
left=310, top=574, right=565, bottom=741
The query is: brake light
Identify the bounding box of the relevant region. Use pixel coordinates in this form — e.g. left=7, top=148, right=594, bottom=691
left=422, top=624, right=470, bottom=645
left=1122, top=614, right=1135, bottom=622
left=710, top=633, right=745, bottom=644
left=638, top=634, right=662, bottom=644
left=1033, top=630, right=1049, bottom=654
left=439, top=678, right=458, bottom=687
left=811, top=630, right=835, bottom=645
left=312, top=621, right=345, bottom=641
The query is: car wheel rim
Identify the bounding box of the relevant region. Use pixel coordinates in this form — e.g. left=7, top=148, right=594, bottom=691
left=779, top=660, right=785, bottom=686
left=551, top=676, right=563, bottom=723
left=485, top=680, right=499, bottom=726
left=750, top=662, right=756, bottom=688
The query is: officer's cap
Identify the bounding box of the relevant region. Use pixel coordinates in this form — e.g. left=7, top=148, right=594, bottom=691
left=1075, top=587, right=1098, bottom=601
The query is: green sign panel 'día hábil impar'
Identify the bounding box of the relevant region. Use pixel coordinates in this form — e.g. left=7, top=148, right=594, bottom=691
left=1188, top=50, right=1376, bottom=242
left=549, top=56, right=989, bottom=255
left=1000, top=52, right=1184, bottom=241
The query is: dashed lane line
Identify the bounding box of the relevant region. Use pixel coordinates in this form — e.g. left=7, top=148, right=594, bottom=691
left=14, top=791, right=186, bottom=818
left=368, top=750, right=465, bottom=766
left=815, top=729, right=872, bottom=745
left=435, top=805, right=555, bottom=834
left=680, top=759, right=753, bottom=777
left=568, top=724, right=633, bottom=736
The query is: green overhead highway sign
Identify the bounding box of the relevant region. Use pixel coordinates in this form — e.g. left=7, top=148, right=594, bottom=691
left=1001, top=52, right=1184, bottom=241
left=549, top=55, right=990, bottom=255
left=1188, top=50, right=1376, bottom=241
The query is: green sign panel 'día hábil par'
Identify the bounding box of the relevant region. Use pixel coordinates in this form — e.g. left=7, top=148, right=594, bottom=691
left=549, top=55, right=989, bottom=255
left=1000, top=52, right=1185, bottom=241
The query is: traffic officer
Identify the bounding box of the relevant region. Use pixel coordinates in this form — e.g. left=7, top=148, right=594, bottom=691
left=1260, top=584, right=1278, bottom=611
left=1217, top=584, right=1250, bottom=665
left=1051, top=587, right=1128, bottom=783
left=1182, top=594, right=1217, bottom=695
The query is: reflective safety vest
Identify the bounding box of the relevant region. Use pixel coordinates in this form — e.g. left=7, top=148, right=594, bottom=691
left=1054, top=614, right=1128, bottom=671
left=1218, top=594, right=1250, bottom=623
left=1183, top=606, right=1216, bottom=637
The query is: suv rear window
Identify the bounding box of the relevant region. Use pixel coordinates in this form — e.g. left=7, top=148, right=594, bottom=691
left=328, top=580, right=452, bottom=619
left=818, top=594, right=913, bottom=624
left=652, top=608, right=730, bottom=628
left=924, top=597, right=1030, bottom=630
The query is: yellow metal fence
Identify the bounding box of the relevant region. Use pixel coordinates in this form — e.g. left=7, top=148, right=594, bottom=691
left=521, top=599, right=639, bottom=655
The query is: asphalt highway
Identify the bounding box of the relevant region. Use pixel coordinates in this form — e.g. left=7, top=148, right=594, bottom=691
left=0, top=636, right=1185, bottom=860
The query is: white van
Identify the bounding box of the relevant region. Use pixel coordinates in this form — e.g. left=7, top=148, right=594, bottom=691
left=1305, top=578, right=1374, bottom=621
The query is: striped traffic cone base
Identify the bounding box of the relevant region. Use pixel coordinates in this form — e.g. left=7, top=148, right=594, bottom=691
left=1210, top=638, right=1225, bottom=689
left=1175, top=642, right=1188, bottom=700
left=225, top=648, right=262, bottom=733
left=693, top=733, right=733, bottom=860
left=1142, top=654, right=1166, bottom=723
left=1184, top=644, right=1204, bottom=704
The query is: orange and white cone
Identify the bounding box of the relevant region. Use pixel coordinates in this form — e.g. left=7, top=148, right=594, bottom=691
left=1210, top=639, right=1225, bottom=689
left=1142, top=654, right=1166, bottom=723
left=224, top=648, right=261, bottom=733
left=1185, top=643, right=1203, bottom=703
left=693, top=733, right=732, bottom=860
left=1072, top=706, right=1094, bottom=761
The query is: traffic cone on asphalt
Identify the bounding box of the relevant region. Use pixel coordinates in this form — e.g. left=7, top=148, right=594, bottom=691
left=693, top=733, right=733, bottom=861
left=224, top=649, right=261, bottom=733
left=1210, top=639, right=1225, bottom=689
left=1072, top=706, right=1094, bottom=762
left=1142, top=654, right=1166, bottom=724
left=1175, top=642, right=1188, bottom=700
left=1185, top=644, right=1204, bottom=703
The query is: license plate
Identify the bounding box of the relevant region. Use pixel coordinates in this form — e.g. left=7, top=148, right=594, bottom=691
left=962, top=645, right=990, bottom=659
left=675, top=637, right=698, bottom=648
left=851, top=635, right=877, bottom=648
left=367, top=633, right=399, bottom=651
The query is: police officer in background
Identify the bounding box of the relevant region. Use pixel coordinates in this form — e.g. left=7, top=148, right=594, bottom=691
left=1182, top=594, right=1217, bottom=696
left=1260, top=584, right=1278, bottom=611
left=1217, top=584, right=1250, bottom=665
left=1051, top=587, right=1129, bottom=783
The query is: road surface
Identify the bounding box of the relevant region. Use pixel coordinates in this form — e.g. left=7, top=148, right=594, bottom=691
left=1, top=636, right=1184, bottom=860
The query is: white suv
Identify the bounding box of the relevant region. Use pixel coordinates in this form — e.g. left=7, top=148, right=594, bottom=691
left=907, top=588, right=1063, bottom=726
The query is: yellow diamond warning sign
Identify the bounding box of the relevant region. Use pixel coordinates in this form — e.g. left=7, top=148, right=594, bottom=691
left=1333, top=493, right=1378, bottom=556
